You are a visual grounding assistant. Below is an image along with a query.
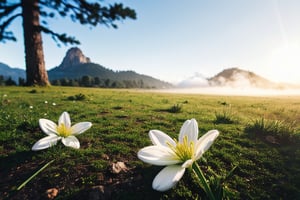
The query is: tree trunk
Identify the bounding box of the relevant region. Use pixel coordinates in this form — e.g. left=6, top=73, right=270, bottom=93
left=21, top=0, right=50, bottom=86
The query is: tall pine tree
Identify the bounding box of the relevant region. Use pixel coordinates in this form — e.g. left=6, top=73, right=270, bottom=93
left=0, top=0, right=136, bottom=86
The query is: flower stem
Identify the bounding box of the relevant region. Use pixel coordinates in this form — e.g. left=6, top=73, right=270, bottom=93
left=17, top=159, right=55, bottom=190
left=192, top=162, right=216, bottom=200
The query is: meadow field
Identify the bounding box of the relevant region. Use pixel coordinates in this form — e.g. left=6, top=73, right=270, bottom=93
left=0, top=86, right=299, bottom=199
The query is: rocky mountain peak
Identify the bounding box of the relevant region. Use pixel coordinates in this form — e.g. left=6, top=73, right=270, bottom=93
left=58, top=47, right=91, bottom=69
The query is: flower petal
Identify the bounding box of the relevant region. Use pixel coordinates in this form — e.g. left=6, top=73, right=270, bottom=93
left=152, top=165, right=186, bottom=191
left=32, top=135, right=61, bottom=151
left=195, top=130, right=219, bottom=160
left=61, top=136, right=80, bottom=149
left=179, top=119, right=198, bottom=143
left=71, top=122, right=92, bottom=135
left=138, top=145, right=180, bottom=166
left=39, top=119, right=58, bottom=135
left=181, top=159, right=194, bottom=168
left=149, top=130, right=176, bottom=147
left=58, top=112, right=71, bottom=128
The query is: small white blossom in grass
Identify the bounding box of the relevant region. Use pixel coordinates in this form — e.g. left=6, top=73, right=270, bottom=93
left=44, top=101, right=48, bottom=104
left=138, top=118, right=219, bottom=192
left=32, top=111, right=92, bottom=151
left=29, top=106, right=33, bottom=109
left=52, top=103, right=56, bottom=106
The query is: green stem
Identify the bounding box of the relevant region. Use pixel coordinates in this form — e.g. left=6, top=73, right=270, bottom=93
left=17, top=159, right=55, bottom=190
left=192, top=162, right=216, bottom=200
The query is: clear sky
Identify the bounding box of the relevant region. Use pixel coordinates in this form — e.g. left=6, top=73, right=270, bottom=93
left=1, top=0, right=300, bottom=84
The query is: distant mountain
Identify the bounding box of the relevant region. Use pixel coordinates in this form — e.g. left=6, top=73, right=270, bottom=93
left=58, top=47, right=91, bottom=70
left=48, top=47, right=172, bottom=88
left=2, top=53, right=297, bottom=89
left=0, top=62, right=26, bottom=82
left=177, top=73, right=209, bottom=88
left=177, top=67, right=298, bottom=89
left=208, top=68, right=275, bottom=88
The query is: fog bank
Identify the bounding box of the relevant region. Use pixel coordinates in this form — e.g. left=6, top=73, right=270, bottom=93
left=156, top=87, right=300, bottom=96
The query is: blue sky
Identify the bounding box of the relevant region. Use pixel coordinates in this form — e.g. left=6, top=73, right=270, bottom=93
left=1, top=0, right=300, bottom=84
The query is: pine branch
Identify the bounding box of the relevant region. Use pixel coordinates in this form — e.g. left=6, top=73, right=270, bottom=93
left=0, top=13, right=21, bottom=42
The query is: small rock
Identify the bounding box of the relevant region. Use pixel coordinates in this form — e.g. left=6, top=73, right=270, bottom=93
left=89, top=185, right=105, bottom=200
left=89, top=185, right=112, bottom=200
left=107, top=178, right=113, bottom=184
left=97, top=173, right=104, bottom=181
left=101, top=154, right=109, bottom=160
left=111, top=162, right=128, bottom=174
left=46, top=188, right=58, bottom=199
left=265, top=135, right=279, bottom=144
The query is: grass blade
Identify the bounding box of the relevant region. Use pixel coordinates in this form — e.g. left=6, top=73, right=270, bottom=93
left=17, top=159, right=55, bottom=190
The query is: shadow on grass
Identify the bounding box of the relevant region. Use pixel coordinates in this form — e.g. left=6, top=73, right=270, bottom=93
left=75, top=167, right=162, bottom=200
left=0, top=150, right=39, bottom=199
left=1, top=151, right=166, bottom=200
left=42, top=165, right=164, bottom=200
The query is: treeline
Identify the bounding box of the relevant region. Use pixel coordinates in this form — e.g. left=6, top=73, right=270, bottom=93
left=51, top=75, right=154, bottom=88
left=0, top=75, right=159, bottom=88
left=0, top=75, right=25, bottom=86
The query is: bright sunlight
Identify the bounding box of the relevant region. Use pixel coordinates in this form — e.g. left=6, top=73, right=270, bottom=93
left=267, top=44, right=300, bottom=84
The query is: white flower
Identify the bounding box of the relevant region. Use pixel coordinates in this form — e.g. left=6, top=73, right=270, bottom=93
left=29, top=106, right=33, bottom=109
left=138, top=119, right=219, bottom=192
left=44, top=101, right=48, bottom=104
left=32, top=112, right=92, bottom=151
left=52, top=103, right=56, bottom=106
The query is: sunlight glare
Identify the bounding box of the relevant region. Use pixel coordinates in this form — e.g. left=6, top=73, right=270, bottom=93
left=267, top=44, right=300, bottom=84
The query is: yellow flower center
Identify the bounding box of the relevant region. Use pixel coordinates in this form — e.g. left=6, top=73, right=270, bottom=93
left=169, top=136, right=195, bottom=162
left=56, top=123, right=72, bottom=137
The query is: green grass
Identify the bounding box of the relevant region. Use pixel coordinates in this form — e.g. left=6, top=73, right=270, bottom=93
left=214, top=109, right=236, bottom=124
left=0, top=86, right=300, bottom=199
left=245, top=117, right=299, bottom=145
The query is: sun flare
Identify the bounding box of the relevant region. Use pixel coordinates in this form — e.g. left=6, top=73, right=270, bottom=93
left=267, top=44, right=300, bottom=84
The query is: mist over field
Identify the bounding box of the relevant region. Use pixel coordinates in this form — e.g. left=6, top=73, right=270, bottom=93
left=170, top=68, right=300, bottom=96
left=160, top=86, right=300, bottom=96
